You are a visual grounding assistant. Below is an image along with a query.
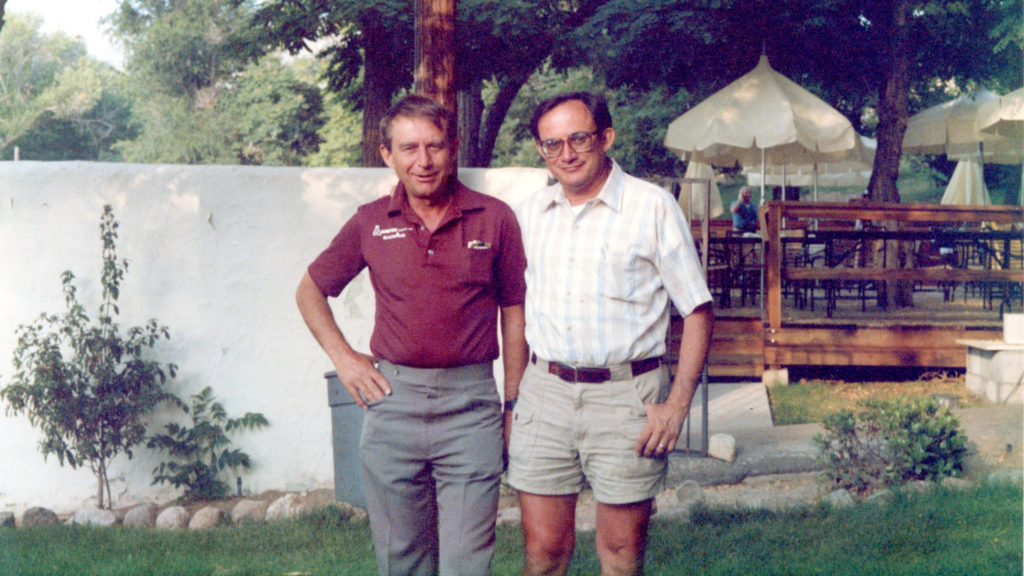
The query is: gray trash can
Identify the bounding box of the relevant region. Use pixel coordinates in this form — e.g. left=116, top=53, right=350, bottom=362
left=325, top=371, right=366, bottom=509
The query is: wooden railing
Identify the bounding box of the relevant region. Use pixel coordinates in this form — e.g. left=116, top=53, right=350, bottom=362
left=758, top=202, right=1024, bottom=331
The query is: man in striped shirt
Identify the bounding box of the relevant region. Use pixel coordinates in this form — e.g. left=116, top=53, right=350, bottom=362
left=507, top=92, right=714, bottom=576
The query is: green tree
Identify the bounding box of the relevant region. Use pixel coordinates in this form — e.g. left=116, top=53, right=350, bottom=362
left=568, top=0, right=1018, bottom=202
left=13, top=63, right=135, bottom=161
left=109, top=0, right=259, bottom=103
left=252, top=0, right=612, bottom=167
left=115, top=53, right=324, bottom=165
left=305, top=94, right=363, bottom=167
left=108, top=0, right=324, bottom=165
left=1, top=206, right=180, bottom=510
left=252, top=0, right=412, bottom=166
left=0, top=12, right=114, bottom=159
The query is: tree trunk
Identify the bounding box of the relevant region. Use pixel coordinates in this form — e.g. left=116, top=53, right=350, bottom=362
left=867, top=0, right=911, bottom=204
left=476, top=74, right=531, bottom=168
left=867, top=0, right=915, bottom=308
left=360, top=16, right=389, bottom=167
left=414, top=0, right=456, bottom=111
left=457, top=80, right=483, bottom=166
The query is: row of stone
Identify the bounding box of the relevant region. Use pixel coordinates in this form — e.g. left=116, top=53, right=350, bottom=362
left=3, top=491, right=366, bottom=530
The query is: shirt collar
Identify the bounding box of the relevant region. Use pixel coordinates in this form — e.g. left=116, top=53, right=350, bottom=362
left=539, top=159, right=625, bottom=214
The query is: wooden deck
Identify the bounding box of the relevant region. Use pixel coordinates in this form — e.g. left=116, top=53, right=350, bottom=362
left=671, top=202, right=1023, bottom=380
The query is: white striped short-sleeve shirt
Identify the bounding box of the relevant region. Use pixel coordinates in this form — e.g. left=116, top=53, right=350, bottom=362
left=516, top=160, right=712, bottom=367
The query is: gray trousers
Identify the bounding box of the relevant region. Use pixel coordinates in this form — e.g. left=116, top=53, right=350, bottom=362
left=361, top=360, right=503, bottom=576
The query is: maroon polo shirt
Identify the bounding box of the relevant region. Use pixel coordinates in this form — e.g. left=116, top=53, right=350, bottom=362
left=308, top=179, right=526, bottom=368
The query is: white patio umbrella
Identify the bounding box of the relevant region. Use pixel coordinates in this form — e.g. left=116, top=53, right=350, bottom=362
left=977, top=87, right=1024, bottom=139
left=904, top=89, right=1024, bottom=163
left=743, top=136, right=876, bottom=198
left=664, top=55, right=859, bottom=203
left=940, top=157, right=991, bottom=206
left=976, top=87, right=1024, bottom=205
left=677, top=160, right=724, bottom=222
left=904, top=89, right=1023, bottom=204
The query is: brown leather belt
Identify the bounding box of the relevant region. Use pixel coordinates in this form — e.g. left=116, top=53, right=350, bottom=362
left=530, top=353, right=662, bottom=383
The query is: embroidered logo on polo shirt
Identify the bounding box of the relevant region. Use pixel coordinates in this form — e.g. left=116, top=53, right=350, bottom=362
left=373, top=224, right=413, bottom=240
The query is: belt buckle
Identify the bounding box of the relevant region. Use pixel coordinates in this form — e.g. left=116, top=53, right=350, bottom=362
left=563, top=364, right=578, bottom=382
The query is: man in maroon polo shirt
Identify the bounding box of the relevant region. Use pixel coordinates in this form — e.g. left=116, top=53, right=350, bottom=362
left=296, top=94, right=528, bottom=576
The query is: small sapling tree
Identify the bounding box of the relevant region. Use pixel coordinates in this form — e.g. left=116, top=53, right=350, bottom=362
left=1, top=206, right=180, bottom=509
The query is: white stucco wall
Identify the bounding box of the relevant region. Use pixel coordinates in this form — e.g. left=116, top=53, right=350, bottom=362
left=0, top=161, right=549, bottom=516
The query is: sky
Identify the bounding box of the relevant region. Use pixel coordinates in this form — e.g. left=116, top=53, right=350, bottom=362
left=5, top=0, right=123, bottom=67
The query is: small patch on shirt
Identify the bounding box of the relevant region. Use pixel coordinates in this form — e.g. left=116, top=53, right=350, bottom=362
left=467, top=240, right=491, bottom=250
left=373, top=224, right=413, bottom=240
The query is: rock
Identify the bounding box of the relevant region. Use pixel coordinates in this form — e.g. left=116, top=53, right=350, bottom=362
left=675, top=480, right=703, bottom=504
left=155, top=506, right=190, bottom=530
left=902, top=480, right=935, bottom=495
left=708, top=434, right=736, bottom=462
left=864, top=489, right=893, bottom=506
left=123, top=504, right=159, bottom=528
left=940, top=477, right=976, bottom=491
left=266, top=493, right=304, bottom=521
left=189, top=506, right=228, bottom=530
left=333, top=501, right=368, bottom=524
left=21, top=507, right=59, bottom=527
left=231, top=499, right=269, bottom=525
left=496, top=506, right=521, bottom=527
left=825, top=489, right=854, bottom=508
left=987, top=469, right=1023, bottom=486
left=69, top=507, right=117, bottom=527
left=573, top=492, right=598, bottom=533
left=1, top=512, right=15, bottom=527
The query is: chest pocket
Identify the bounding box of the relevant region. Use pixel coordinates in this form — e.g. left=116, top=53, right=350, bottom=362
left=599, top=245, right=655, bottom=302
left=460, top=246, right=495, bottom=287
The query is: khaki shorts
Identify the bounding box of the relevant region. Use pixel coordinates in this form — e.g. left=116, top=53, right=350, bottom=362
left=507, top=361, right=670, bottom=504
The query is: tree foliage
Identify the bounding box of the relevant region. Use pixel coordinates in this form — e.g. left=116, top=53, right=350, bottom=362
left=567, top=0, right=1018, bottom=201
left=107, top=0, right=325, bottom=165
left=116, top=54, right=324, bottom=165
left=0, top=12, right=126, bottom=159
left=1, top=206, right=180, bottom=510
left=251, top=0, right=613, bottom=166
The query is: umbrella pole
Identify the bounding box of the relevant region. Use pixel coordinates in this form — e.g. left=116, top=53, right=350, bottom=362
left=760, top=147, right=766, bottom=205
left=813, top=164, right=819, bottom=202
left=781, top=165, right=786, bottom=201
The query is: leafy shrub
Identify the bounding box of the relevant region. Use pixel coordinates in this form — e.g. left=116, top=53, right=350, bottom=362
left=148, top=386, right=269, bottom=502
left=814, top=397, right=968, bottom=496
left=1, top=206, right=180, bottom=509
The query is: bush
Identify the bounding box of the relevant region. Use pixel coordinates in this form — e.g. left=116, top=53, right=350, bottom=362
left=148, top=386, right=269, bottom=502
left=814, top=397, right=968, bottom=496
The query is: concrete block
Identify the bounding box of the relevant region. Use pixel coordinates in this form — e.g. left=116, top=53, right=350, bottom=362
left=762, top=368, right=789, bottom=388
left=959, top=339, right=1024, bottom=405
left=1005, top=313, right=1024, bottom=345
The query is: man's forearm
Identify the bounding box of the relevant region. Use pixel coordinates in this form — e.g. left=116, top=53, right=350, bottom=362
left=296, top=272, right=357, bottom=365
left=665, top=303, right=713, bottom=410
left=500, top=304, right=528, bottom=401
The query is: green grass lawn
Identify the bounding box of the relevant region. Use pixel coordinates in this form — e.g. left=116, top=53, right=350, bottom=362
left=2, top=484, right=1019, bottom=575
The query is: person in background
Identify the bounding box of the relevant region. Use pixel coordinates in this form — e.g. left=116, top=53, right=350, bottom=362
left=509, top=91, right=714, bottom=576
left=730, top=185, right=759, bottom=234
left=296, top=94, right=528, bottom=576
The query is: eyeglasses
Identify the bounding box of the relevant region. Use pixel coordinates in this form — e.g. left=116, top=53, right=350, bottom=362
left=539, top=130, right=600, bottom=158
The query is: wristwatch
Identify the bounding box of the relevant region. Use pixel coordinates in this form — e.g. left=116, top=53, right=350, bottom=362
left=503, top=397, right=518, bottom=412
